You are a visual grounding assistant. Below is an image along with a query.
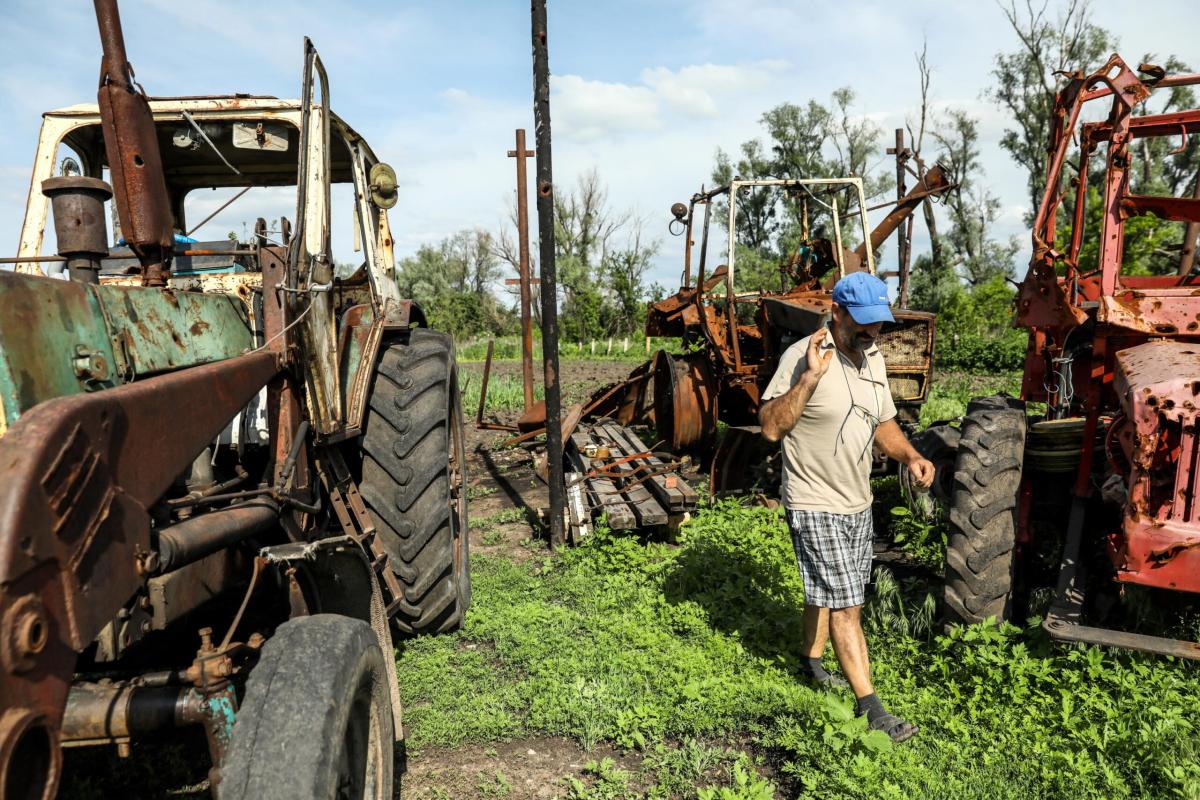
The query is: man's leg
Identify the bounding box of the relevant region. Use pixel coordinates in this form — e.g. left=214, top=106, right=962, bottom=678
left=828, top=508, right=918, bottom=743
left=801, top=605, right=830, bottom=658
left=828, top=605, right=873, bottom=697
left=799, top=604, right=844, bottom=686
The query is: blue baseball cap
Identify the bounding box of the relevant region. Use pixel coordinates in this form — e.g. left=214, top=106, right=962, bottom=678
left=832, top=272, right=894, bottom=325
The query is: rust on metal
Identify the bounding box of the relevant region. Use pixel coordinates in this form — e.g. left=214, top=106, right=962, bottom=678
left=94, top=0, right=174, bottom=286
left=0, top=350, right=278, bottom=790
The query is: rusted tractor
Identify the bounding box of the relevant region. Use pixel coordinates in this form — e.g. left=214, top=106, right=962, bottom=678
left=0, top=3, right=468, bottom=798
left=628, top=170, right=951, bottom=493
left=944, top=55, right=1200, bottom=658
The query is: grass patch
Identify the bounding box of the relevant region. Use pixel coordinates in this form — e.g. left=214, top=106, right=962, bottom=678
left=460, top=372, right=542, bottom=414
left=458, top=335, right=682, bottom=363
left=919, top=370, right=1023, bottom=428
left=398, top=499, right=1200, bottom=799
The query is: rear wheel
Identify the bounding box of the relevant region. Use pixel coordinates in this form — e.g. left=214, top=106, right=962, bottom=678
left=222, top=615, right=394, bottom=800
left=360, top=329, right=470, bottom=635
left=944, top=396, right=1026, bottom=625
left=901, top=423, right=961, bottom=517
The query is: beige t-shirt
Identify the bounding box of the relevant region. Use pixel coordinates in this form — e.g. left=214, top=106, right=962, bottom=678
left=762, top=328, right=896, bottom=513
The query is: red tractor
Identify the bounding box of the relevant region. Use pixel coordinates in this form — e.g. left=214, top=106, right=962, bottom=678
left=944, top=55, right=1200, bottom=658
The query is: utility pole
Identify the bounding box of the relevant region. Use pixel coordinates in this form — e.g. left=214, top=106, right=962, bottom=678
left=530, top=0, right=564, bottom=549
left=508, top=129, right=537, bottom=411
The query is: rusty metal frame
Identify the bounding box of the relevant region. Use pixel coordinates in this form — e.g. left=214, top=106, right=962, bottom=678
left=0, top=350, right=279, bottom=795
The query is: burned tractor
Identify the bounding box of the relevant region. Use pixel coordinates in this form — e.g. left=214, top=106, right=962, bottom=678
left=944, top=55, right=1200, bottom=657
left=624, top=169, right=951, bottom=492
left=0, top=3, right=468, bottom=798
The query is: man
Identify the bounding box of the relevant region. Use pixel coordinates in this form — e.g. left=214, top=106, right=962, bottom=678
left=759, top=271, right=935, bottom=744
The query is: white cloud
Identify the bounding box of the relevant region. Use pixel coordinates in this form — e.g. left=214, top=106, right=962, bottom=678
left=640, top=60, right=788, bottom=117
left=551, top=74, right=661, bottom=142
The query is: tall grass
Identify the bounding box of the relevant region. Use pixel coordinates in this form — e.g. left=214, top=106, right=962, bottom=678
left=457, top=335, right=681, bottom=363
left=459, top=372, right=541, bottom=415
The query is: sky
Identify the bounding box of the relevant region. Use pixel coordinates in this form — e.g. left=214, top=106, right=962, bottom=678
left=1, top=0, right=1198, bottom=296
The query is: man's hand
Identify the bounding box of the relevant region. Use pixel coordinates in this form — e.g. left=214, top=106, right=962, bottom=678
left=906, top=456, right=936, bottom=492
left=760, top=329, right=833, bottom=442
left=804, top=327, right=835, bottom=382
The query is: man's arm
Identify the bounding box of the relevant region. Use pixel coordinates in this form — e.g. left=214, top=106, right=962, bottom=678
left=760, top=328, right=834, bottom=442
left=874, top=419, right=935, bottom=489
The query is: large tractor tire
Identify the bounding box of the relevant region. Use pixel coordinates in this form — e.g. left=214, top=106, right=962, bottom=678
left=360, top=329, right=470, bottom=635
left=900, top=423, right=961, bottom=517
left=944, top=396, right=1026, bottom=626
left=222, top=615, right=394, bottom=799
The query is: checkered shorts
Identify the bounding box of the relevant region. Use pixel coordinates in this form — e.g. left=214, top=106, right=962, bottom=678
left=786, top=508, right=874, bottom=609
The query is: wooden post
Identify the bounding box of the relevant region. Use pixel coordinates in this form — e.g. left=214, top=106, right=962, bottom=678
left=508, top=130, right=537, bottom=411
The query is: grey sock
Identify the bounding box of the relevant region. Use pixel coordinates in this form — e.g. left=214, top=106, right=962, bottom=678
left=855, top=693, right=886, bottom=721
left=805, top=657, right=832, bottom=680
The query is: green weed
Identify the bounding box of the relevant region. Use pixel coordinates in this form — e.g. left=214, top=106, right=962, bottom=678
left=458, top=335, right=681, bottom=363
left=476, top=770, right=511, bottom=797
left=566, top=757, right=634, bottom=800
left=697, top=759, right=778, bottom=800
left=460, top=372, right=540, bottom=414
left=919, top=370, right=1023, bottom=428
left=397, top=499, right=1200, bottom=799
left=467, top=484, right=498, bottom=500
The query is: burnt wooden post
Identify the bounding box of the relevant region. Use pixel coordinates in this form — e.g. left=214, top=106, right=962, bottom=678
left=530, top=0, right=565, bottom=548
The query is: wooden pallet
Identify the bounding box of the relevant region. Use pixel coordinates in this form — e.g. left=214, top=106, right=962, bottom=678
left=565, top=420, right=697, bottom=535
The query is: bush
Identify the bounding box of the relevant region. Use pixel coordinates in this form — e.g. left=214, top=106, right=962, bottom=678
left=935, top=329, right=1027, bottom=372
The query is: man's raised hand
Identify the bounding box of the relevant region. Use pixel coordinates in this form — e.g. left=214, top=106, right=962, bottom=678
left=804, top=328, right=836, bottom=382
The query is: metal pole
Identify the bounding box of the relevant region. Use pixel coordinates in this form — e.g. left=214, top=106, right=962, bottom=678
left=1177, top=171, right=1200, bottom=276
left=531, top=0, right=565, bottom=549
left=888, top=128, right=912, bottom=307
left=508, top=130, right=537, bottom=411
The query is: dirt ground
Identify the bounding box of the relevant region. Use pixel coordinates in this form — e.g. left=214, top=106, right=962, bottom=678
left=401, top=359, right=644, bottom=797
left=402, top=737, right=644, bottom=799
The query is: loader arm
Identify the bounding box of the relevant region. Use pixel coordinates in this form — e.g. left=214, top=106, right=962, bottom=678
left=0, top=351, right=279, bottom=795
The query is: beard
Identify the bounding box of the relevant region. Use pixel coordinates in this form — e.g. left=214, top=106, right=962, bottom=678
left=853, top=332, right=875, bottom=351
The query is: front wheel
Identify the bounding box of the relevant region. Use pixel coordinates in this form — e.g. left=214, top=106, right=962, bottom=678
left=359, top=329, right=470, bottom=634
left=221, top=615, right=394, bottom=799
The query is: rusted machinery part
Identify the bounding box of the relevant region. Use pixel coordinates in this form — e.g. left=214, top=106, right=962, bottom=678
left=0, top=350, right=279, bottom=800
left=155, top=500, right=281, bottom=574
left=709, top=427, right=778, bottom=497
left=95, top=0, right=174, bottom=285
left=853, top=164, right=952, bottom=266
left=59, top=681, right=213, bottom=745
left=652, top=350, right=716, bottom=452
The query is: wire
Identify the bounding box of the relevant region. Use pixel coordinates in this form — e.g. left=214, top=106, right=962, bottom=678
left=182, top=111, right=241, bottom=176
left=244, top=283, right=328, bottom=355
left=220, top=555, right=264, bottom=650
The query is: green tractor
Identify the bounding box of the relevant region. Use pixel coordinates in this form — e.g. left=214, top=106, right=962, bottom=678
left=0, top=3, right=467, bottom=798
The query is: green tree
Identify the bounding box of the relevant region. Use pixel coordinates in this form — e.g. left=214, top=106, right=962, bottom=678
left=712, top=88, right=887, bottom=292
left=933, top=109, right=1019, bottom=286
left=989, top=0, right=1115, bottom=214
left=395, top=228, right=510, bottom=337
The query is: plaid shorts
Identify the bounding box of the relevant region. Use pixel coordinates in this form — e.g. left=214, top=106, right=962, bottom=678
left=786, top=508, right=874, bottom=609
